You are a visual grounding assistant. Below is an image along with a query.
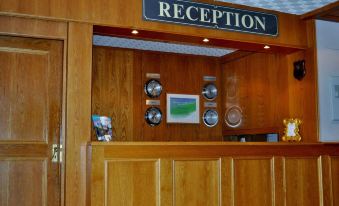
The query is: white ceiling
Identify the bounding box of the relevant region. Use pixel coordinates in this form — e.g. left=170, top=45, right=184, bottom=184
left=217, top=0, right=337, bottom=15
left=93, top=35, right=235, bottom=57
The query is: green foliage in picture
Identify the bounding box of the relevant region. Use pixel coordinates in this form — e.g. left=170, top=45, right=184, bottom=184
left=170, top=98, right=196, bottom=116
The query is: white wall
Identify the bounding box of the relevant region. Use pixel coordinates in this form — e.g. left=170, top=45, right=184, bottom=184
left=316, top=20, right=339, bottom=142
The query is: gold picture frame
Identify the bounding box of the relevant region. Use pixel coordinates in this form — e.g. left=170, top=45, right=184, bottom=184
left=282, top=118, right=302, bottom=142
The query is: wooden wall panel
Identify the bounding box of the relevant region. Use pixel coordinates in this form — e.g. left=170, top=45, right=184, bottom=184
left=139, top=51, right=222, bottom=141
left=92, top=47, right=134, bottom=141
left=221, top=48, right=318, bottom=142
left=331, top=157, right=339, bottom=206
left=281, top=50, right=318, bottom=142
left=233, top=158, right=273, bottom=206
left=0, top=16, right=67, bottom=40
left=284, top=157, right=321, bottom=206
left=66, top=22, right=92, bottom=206
left=0, top=0, right=307, bottom=48
left=90, top=144, right=339, bottom=206
left=0, top=159, right=47, bottom=206
left=173, top=159, right=220, bottom=206
left=92, top=46, right=222, bottom=141
left=221, top=52, right=282, bottom=135
left=105, top=160, right=159, bottom=206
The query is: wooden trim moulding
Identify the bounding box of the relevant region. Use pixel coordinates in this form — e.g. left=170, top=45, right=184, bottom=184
left=88, top=142, right=339, bottom=157
left=301, top=1, right=339, bottom=21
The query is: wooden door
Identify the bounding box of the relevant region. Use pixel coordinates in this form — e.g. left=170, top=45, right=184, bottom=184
left=0, top=36, right=63, bottom=206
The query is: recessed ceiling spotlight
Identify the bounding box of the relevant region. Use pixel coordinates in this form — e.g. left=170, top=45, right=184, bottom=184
left=264, top=45, right=270, bottom=49
left=203, top=38, right=209, bottom=43
left=131, top=30, right=139, bottom=35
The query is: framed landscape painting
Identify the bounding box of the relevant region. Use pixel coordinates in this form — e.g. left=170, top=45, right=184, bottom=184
left=167, top=94, right=200, bottom=124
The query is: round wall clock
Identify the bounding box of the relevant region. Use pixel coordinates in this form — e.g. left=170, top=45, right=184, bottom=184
left=144, top=79, right=162, bottom=98
left=225, top=106, right=242, bottom=128
left=202, top=83, right=217, bottom=100
left=203, top=109, right=219, bottom=127
left=145, top=107, right=162, bottom=126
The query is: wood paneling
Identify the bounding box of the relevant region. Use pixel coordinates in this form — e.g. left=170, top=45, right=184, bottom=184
left=0, top=47, right=48, bottom=142
left=0, top=35, right=63, bottom=206
left=65, top=22, right=92, bottom=206
left=282, top=50, right=318, bottom=142
left=221, top=46, right=318, bottom=142
left=221, top=52, right=282, bottom=135
left=233, top=158, right=273, bottom=206
left=92, top=48, right=134, bottom=141
left=0, top=159, right=47, bottom=206
left=301, top=1, right=339, bottom=22
left=0, top=0, right=307, bottom=48
left=284, top=157, right=321, bottom=206
left=331, top=157, right=339, bottom=206
left=92, top=46, right=222, bottom=141
left=0, top=16, right=67, bottom=40
left=105, top=160, right=159, bottom=206
left=173, top=159, right=220, bottom=206
left=89, top=143, right=339, bottom=206
left=0, top=36, right=63, bottom=143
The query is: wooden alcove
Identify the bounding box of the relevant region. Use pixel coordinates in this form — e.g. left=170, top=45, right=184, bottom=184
left=91, top=24, right=318, bottom=142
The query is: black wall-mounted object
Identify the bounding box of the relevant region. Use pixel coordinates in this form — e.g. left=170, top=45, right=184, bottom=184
left=294, top=60, right=306, bottom=81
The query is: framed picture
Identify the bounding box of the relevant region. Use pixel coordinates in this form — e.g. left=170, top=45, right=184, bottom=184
left=167, top=94, right=200, bottom=124
left=282, top=118, right=302, bottom=142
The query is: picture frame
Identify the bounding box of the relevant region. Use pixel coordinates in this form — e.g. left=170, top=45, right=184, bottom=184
left=282, top=118, right=302, bottom=142
left=167, top=94, right=200, bottom=124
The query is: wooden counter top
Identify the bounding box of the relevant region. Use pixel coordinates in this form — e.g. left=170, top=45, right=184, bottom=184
left=89, top=141, right=339, bottom=157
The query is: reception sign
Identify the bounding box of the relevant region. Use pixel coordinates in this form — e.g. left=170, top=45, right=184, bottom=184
left=143, top=0, right=278, bottom=36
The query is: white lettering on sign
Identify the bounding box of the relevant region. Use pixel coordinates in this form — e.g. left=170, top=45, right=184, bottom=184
left=158, top=1, right=267, bottom=31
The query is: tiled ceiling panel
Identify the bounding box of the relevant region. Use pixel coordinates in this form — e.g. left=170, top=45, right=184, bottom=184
left=93, top=35, right=235, bottom=57
left=217, top=0, right=337, bottom=15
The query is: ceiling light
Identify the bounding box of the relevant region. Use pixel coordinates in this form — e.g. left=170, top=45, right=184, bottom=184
left=131, top=30, right=139, bottom=35
left=203, top=38, right=209, bottom=43
left=264, top=45, right=270, bottom=49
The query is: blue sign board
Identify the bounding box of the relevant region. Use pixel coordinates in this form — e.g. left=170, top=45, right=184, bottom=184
left=143, top=0, right=278, bottom=36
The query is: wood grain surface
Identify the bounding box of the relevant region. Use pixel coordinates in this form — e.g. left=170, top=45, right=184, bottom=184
left=65, top=22, right=92, bottom=206
left=0, top=35, right=63, bottom=206
left=89, top=143, right=339, bottom=206
left=0, top=0, right=308, bottom=48
left=0, top=16, right=67, bottom=40
left=221, top=46, right=318, bottom=142
left=221, top=52, right=282, bottom=135
left=331, top=156, right=339, bottom=206
left=92, top=46, right=222, bottom=141
left=105, top=159, right=159, bottom=206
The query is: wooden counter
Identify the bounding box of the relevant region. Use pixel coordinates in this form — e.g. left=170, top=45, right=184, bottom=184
left=89, top=142, right=339, bottom=206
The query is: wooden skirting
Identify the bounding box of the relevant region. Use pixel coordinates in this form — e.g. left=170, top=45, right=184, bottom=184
left=89, top=142, right=339, bottom=206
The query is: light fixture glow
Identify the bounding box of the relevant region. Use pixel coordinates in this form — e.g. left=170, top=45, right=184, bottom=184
left=264, top=45, right=270, bottom=49
left=131, top=30, right=139, bottom=35
left=203, top=38, right=209, bottom=43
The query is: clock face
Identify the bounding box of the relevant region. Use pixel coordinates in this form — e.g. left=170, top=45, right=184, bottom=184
left=145, top=107, right=162, bottom=126
left=202, top=83, right=217, bottom=100
left=225, top=106, right=242, bottom=128
left=203, top=109, right=219, bottom=127
left=144, top=79, right=162, bottom=98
